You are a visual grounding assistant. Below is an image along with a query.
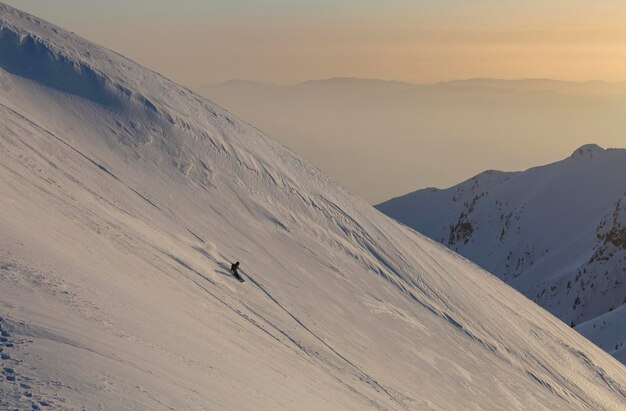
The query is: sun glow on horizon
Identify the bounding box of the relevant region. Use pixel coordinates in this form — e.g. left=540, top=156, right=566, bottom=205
left=5, top=0, right=626, bottom=86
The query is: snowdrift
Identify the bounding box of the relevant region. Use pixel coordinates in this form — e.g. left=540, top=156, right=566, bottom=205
left=0, top=3, right=625, bottom=410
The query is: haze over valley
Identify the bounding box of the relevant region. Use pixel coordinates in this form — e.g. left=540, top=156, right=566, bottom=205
left=199, top=78, right=626, bottom=203
left=1, top=2, right=625, bottom=410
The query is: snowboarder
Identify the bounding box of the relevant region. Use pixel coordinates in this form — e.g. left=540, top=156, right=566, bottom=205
left=231, top=261, right=243, bottom=282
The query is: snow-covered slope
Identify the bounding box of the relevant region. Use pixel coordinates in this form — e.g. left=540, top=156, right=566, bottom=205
left=1, top=4, right=625, bottom=410
left=377, top=145, right=626, bottom=364
left=577, top=306, right=626, bottom=364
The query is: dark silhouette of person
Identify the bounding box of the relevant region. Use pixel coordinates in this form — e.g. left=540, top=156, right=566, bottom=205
left=231, top=261, right=241, bottom=280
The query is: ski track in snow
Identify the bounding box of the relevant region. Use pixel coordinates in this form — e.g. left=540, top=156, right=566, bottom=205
left=237, top=267, right=403, bottom=407
left=0, top=3, right=625, bottom=410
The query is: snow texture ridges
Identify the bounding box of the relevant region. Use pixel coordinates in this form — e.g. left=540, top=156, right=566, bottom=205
left=1, top=2, right=625, bottom=410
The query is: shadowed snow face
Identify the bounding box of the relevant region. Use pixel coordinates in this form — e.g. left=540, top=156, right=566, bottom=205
left=1, top=3, right=625, bottom=410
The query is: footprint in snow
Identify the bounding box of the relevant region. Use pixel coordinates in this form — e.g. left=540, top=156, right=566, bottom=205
left=0, top=318, right=58, bottom=409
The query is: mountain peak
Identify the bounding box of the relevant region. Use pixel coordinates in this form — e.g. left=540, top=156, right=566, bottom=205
left=2, top=3, right=626, bottom=409
left=571, top=144, right=604, bottom=159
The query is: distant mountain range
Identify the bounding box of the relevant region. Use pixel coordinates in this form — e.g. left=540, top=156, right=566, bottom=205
left=5, top=3, right=625, bottom=409
left=196, top=77, right=626, bottom=204
left=205, top=77, right=626, bottom=95
left=377, top=144, right=626, bottom=363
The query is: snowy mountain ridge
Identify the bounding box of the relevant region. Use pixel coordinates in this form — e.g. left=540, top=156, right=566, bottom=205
left=377, top=145, right=626, bottom=364
left=0, top=3, right=625, bottom=410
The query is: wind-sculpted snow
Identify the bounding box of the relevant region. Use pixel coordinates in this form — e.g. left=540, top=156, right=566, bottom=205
left=0, top=3, right=625, bottom=410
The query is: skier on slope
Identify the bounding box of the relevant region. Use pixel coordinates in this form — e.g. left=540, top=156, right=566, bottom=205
left=231, top=261, right=243, bottom=281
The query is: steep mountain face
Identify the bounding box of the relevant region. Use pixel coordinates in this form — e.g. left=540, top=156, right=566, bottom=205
left=577, top=305, right=626, bottom=364
left=377, top=145, right=626, bottom=363
left=1, top=4, right=625, bottom=410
